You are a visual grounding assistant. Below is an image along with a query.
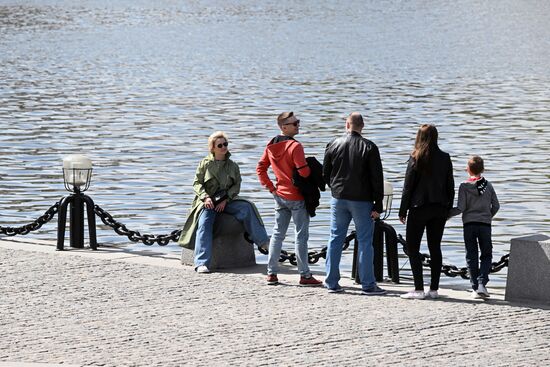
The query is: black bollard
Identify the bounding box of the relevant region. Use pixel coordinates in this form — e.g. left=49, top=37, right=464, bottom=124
left=373, top=220, right=384, bottom=282
left=352, top=223, right=383, bottom=284
left=351, top=220, right=401, bottom=284
left=379, top=221, right=400, bottom=284
left=69, top=193, right=85, bottom=248
left=57, top=196, right=70, bottom=251
left=57, top=189, right=97, bottom=251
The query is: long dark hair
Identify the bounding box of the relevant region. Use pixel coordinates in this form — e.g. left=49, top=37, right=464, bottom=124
left=412, top=124, right=439, bottom=173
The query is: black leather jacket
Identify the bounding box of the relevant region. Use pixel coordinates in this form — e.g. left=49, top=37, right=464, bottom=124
left=398, top=147, right=455, bottom=218
left=323, top=131, right=384, bottom=213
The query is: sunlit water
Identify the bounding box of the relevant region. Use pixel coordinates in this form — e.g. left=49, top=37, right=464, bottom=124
left=1, top=0, right=549, bottom=288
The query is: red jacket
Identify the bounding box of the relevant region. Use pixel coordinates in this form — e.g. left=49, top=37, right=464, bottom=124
left=256, top=136, right=311, bottom=201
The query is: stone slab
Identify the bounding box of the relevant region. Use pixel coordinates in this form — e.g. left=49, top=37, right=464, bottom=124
left=180, top=212, right=256, bottom=269
left=505, top=233, right=550, bottom=304
left=2, top=238, right=550, bottom=367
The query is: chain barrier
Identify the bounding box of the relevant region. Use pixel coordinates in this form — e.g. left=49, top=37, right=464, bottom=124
left=0, top=202, right=60, bottom=236
left=1, top=200, right=510, bottom=280
left=277, top=230, right=509, bottom=279
left=276, top=232, right=356, bottom=266
left=396, top=234, right=509, bottom=279
left=94, top=204, right=181, bottom=246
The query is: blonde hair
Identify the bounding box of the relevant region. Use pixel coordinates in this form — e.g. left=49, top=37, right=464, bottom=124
left=208, top=131, right=228, bottom=153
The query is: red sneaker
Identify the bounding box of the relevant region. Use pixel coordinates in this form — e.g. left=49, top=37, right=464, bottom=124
left=266, top=274, right=279, bottom=285
left=299, top=275, right=322, bottom=286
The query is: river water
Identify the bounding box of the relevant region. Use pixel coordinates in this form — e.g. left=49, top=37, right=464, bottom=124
left=1, top=0, right=549, bottom=287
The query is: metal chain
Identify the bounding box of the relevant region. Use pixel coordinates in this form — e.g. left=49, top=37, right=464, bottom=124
left=96, top=205, right=266, bottom=250
left=0, top=202, right=60, bottom=236
left=275, top=232, right=356, bottom=265
left=0, top=200, right=513, bottom=279
left=397, top=234, right=509, bottom=279
left=94, top=204, right=181, bottom=246
left=1, top=199, right=509, bottom=280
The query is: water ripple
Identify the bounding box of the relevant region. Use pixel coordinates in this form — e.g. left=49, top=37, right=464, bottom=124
left=2, top=1, right=550, bottom=287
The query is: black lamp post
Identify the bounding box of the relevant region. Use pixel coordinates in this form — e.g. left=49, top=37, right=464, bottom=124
left=57, top=155, right=97, bottom=250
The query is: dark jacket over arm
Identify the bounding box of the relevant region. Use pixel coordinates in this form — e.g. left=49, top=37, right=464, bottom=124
left=292, top=157, right=326, bottom=217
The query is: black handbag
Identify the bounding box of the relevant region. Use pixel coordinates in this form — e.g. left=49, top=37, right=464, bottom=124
left=212, top=189, right=228, bottom=206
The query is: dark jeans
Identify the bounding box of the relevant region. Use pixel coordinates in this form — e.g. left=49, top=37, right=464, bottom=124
left=463, top=222, right=493, bottom=290
left=405, top=204, right=447, bottom=291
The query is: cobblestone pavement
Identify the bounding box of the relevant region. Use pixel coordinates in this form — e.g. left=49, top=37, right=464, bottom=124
left=1, top=239, right=549, bottom=367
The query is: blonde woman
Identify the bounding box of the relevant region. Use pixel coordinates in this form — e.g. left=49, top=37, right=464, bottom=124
left=179, top=131, right=269, bottom=273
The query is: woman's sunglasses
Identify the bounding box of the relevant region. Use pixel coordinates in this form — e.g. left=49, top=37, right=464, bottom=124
left=217, top=142, right=229, bottom=148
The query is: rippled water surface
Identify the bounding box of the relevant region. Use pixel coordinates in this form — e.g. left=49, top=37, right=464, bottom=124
left=1, top=0, right=549, bottom=287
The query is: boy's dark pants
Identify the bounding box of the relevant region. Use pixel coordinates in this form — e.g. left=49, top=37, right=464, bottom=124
left=463, top=222, right=493, bottom=290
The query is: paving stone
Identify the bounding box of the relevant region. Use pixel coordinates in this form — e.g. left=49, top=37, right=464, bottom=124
left=0, top=240, right=549, bottom=366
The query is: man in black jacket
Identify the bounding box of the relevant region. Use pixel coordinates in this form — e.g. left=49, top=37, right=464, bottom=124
left=322, top=112, right=386, bottom=295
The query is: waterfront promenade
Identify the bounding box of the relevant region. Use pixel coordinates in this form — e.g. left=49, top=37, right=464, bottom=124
left=1, top=238, right=548, bottom=367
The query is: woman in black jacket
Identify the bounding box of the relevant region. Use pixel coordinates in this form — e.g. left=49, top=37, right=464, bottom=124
left=399, top=124, right=455, bottom=300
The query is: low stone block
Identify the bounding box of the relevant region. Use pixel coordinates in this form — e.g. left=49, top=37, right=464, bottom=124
left=181, top=212, right=256, bottom=269
left=505, top=234, right=550, bottom=304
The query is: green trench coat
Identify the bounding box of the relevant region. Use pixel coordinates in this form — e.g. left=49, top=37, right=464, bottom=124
left=178, top=152, right=264, bottom=249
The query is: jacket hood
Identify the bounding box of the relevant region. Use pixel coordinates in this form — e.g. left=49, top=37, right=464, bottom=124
left=464, top=177, right=488, bottom=195
left=266, top=136, right=297, bottom=160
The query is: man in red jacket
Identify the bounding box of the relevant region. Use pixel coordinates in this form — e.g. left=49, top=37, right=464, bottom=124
left=257, top=112, right=322, bottom=286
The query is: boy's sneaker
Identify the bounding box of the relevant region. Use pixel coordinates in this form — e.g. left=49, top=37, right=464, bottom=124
left=362, top=285, right=387, bottom=296
left=299, top=275, right=322, bottom=286
left=400, top=290, right=425, bottom=300
left=477, top=284, right=490, bottom=298
left=196, top=265, right=211, bottom=274
left=266, top=274, right=279, bottom=285
left=426, top=290, right=439, bottom=299
left=471, top=290, right=482, bottom=299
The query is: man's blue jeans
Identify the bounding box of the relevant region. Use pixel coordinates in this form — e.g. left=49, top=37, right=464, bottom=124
left=325, top=198, right=376, bottom=290
left=463, top=222, right=493, bottom=290
left=267, top=194, right=311, bottom=277
left=194, top=200, right=269, bottom=268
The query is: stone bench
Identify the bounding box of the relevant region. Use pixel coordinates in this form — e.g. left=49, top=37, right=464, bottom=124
left=505, top=234, right=550, bottom=304
left=181, top=212, right=256, bottom=269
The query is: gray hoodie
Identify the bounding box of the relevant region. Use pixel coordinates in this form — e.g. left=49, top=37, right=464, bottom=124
left=449, top=177, right=500, bottom=224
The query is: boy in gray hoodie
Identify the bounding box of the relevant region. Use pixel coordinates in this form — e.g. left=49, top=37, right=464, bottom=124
left=450, top=155, right=500, bottom=298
